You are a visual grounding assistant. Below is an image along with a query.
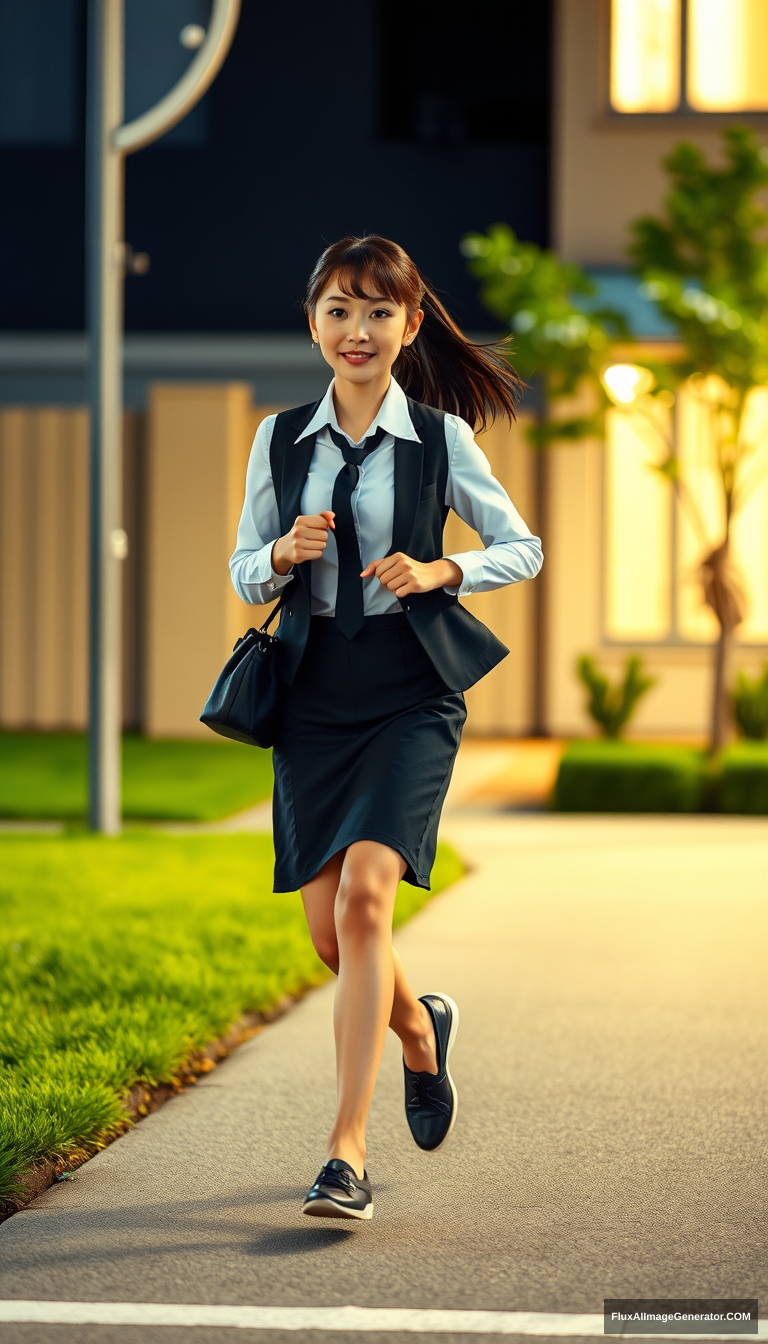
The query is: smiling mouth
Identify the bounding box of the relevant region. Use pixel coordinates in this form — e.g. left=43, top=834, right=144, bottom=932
left=341, top=351, right=375, bottom=363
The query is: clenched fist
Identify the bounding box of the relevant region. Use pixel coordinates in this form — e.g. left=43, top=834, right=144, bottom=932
left=360, top=553, right=463, bottom=599
left=272, top=511, right=335, bottom=575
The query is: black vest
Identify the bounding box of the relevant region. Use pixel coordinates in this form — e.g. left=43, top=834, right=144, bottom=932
left=269, top=396, right=509, bottom=693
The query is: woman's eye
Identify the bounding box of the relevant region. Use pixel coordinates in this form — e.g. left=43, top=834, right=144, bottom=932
left=371, top=309, right=393, bottom=319
left=329, top=308, right=346, bottom=318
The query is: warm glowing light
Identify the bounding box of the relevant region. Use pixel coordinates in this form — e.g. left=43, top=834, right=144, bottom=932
left=605, top=409, right=672, bottom=641
left=603, top=364, right=655, bottom=404
left=604, top=376, right=768, bottom=646
left=674, top=378, right=768, bottom=644
left=675, top=383, right=727, bottom=642
left=610, top=0, right=680, bottom=112
left=732, top=388, right=768, bottom=642
left=688, top=0, right=768, bottom=111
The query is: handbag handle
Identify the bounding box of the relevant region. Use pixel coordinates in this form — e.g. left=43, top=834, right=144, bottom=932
left=260, top=590, right=287, bottom=633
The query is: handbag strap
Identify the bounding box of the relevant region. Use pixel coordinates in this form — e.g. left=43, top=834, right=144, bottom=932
left=260, top=590, right=286, bottom=633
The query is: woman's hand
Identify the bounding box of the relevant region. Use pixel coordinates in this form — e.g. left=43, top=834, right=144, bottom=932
left=272, top=511, right=335, bottom=575
left=360, top=553, right=463, bottom=599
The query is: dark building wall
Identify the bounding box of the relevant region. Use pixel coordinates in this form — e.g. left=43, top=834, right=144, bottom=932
left=0, top=0, right=551, bottom=333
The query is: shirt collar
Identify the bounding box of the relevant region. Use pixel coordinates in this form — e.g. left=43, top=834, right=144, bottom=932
left=294, top=375, right=421, bottom=445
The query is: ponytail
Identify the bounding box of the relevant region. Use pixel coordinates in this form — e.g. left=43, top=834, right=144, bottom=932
left=393, top=284, right=520, bottom=431
left=304, top=235, right=521, bottom=431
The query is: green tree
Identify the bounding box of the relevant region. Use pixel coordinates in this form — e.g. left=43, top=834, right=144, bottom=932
left=625, top=126, right=768, bottom=752
left=461, top=224, right=628, bottom=445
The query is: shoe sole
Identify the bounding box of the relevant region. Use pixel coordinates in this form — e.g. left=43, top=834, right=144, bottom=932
left=423, top=991, right=460, bottom=1151
left=302, top=1197, right=373, bottom=1220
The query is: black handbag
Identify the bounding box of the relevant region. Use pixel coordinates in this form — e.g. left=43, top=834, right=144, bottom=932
left=200, top=596, right=285, bottom=748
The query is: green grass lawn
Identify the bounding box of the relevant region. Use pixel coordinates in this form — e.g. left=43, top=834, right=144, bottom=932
left=0, top=832, right=464, bottom=1207
left=0, top=732, right=274, bottom=821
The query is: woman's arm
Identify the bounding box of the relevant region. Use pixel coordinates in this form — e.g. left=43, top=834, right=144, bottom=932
left=229, top=415, right=296, bottom=605
left=360, top=414, right=542, bottom=601
left=442, top=413, right=543, bottom=594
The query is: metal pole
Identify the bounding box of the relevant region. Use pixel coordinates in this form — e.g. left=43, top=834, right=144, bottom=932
left=85, top=0, right=240, bottom=834
left=86, top=0, right=125, bottom=834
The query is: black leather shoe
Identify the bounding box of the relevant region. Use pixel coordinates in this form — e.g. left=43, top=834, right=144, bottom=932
left=403, top=992, right=459, bottom=1151
left=301, top=1159, right=373, bottom=1220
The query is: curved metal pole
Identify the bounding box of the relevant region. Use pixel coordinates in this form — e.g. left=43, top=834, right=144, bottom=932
left=113, top=0, right=241, bottom=155
left=87, top=0, right=240, bottom=833
left=87, top=0, right=124, bottom=834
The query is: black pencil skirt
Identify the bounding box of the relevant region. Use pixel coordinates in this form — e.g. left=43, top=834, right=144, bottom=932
left=271, top=613, right=467, bottom=892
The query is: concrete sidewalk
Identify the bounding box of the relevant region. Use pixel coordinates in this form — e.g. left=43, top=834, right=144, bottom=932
left=1, top=814, right=766, bottom=1342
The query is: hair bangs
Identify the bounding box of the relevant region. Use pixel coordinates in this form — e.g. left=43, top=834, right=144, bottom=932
left=333, top=257, right=405, bottom=307
left=305, top=236, right=423, bottom=315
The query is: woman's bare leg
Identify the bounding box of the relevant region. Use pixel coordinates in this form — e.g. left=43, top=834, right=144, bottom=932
left=301, top=854, right=438, bottom=1076
left=300, top=841, right=438, bottom=1178
left=389, top=947, right=438, bottom=1073
left=327, top=840, right=401, bottom=1176
left=300, top=851, right=344, bottom=971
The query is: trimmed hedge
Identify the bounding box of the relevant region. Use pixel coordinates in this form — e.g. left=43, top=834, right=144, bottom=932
left=719, top=743, right=768, bottom=814
left=552, top=741, right=708, bottom=813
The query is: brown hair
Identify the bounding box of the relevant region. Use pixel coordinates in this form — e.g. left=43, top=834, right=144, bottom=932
left=304, top=235, right=521, bottom=430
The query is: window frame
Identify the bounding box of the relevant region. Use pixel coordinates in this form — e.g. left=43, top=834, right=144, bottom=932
left=601, top=0, right=768, bottom=123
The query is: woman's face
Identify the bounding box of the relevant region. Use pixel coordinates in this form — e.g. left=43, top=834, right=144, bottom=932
left=309, top=276, right=423, bottom=385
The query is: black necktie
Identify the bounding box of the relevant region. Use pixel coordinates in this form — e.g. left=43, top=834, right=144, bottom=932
left=329, top=425, right=387, bottom=638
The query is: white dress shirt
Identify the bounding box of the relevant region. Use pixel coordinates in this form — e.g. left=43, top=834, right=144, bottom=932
left=230, top=375, right=543, bottom=615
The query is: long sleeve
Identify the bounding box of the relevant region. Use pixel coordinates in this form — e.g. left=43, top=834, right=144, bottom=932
left=443, top=413, right=543, bottom=595
left=229, top=414, right=295, bottom=605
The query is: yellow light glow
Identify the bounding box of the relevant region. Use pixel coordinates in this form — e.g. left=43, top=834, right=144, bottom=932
left=604, top=376, right=768, bottom=648
left=611, top=0, right=681, bottom=113
left=603, top=364, right=655, bottom=404
left=733, top=387, right=768, bottom=642
left=605, top=408, right=672, bottom=641
left=688, top=0, right=768, bottom=111
left=676, top=380, right=727, bottom=643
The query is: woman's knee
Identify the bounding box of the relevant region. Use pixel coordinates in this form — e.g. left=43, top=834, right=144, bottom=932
left=335, top=873, right=392, bottom=941
left=311, top=928, right=339, bottom=972
left=301, top=856, right=343, bottom=972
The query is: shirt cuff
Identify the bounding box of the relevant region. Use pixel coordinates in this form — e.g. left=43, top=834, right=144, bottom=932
left=267, top=566, right=294, bottom=594
left=443, top=552, right=484, bottom=597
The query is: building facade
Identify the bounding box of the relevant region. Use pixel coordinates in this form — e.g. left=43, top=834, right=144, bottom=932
left=1, top=0, right=767, bottom=738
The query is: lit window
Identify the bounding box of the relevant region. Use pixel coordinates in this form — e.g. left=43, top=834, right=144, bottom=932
left=610, top=0, right=680, bottom=113
left=688, top=0, right=768, bottom=111
left=604, top=383, right=768, bottom=646
left=605, top=407, right=672, bottom=639
left=611, top=0, right=768, bottom=114
left=675, top=384, right=723, bottom=642
left=730, top=388, right=768, bottom=641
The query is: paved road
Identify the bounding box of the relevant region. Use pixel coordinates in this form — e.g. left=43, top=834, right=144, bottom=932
left=1, top=814, right=766, bottom=1343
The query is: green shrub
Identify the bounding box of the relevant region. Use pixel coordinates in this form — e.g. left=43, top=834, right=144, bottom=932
left=576, top=654, right=656, bottom=738
left=732, top=666, right=768, bottom=741
left=719, top=742, right=768, bottom=814
left=552, top=740, right=707, bottom=813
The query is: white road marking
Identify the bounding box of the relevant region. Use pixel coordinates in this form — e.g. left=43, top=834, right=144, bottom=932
left=0, top=1303, right=764, bottom=1336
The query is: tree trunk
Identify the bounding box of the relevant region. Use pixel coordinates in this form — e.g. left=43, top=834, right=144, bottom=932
left=700, top=535, right=743, bottom=756
left=709, top=620, right=731, bottom=755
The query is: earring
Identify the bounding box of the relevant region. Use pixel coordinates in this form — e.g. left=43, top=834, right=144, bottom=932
left=311, top=338, right=317, bottom=350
